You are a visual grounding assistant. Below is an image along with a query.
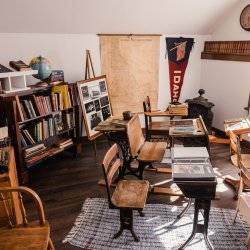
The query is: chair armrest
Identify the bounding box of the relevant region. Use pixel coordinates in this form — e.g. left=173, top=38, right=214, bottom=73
left=0, top=186, right=46, bottom=226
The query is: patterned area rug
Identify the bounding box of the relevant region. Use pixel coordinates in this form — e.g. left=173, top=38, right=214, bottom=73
left=63, top=198, right=249, bottom=249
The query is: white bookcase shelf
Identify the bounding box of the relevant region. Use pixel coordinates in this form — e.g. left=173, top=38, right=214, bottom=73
left=0, top=70, right=38, bottom=93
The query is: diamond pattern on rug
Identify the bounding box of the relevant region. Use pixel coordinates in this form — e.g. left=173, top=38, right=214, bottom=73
left=63, top=198, right=249, bottom=249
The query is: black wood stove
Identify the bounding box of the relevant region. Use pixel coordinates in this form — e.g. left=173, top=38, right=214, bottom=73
left=185, top=89, right=214, bottom=133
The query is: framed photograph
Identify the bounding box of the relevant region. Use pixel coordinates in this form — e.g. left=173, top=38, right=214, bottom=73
left=77, top=75, right=112, bottom=140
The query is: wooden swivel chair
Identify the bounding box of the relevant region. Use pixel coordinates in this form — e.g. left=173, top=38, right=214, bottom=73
left=0, top=186, right=55, bottom=250
left=126, top=114, right=167, bottom=179
left=143, top=96, right=170, bottom=140
left=226, top=131, right=250, bottom=198
left=102, top=143, right=149, bottom=241
left=233, top=167, right=250, bottom=246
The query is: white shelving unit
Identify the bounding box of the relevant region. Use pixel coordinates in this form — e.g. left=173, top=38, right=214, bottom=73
left=0, top=70, right=38, bottom=93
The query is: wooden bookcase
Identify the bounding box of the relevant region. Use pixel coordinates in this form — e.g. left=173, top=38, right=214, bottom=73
left=201, top=41, right=250, bottom=62
left=0, top=84, right=81, bottom=183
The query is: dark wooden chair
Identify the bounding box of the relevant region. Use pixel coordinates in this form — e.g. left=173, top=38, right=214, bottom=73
left=143, top=96, right=170, bottom=140
left=0, top=186, right=55, bottom=250
left=102, top=143, right=150, bottom=241
left=127, top=114, right=168, bottom=179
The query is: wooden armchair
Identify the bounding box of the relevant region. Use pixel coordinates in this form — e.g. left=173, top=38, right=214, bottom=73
left=127, top=114, right=168, bottom=179
left=102, top=144, right=149, bottom=241
left=233, top=168, right=250, bottom=246
left=225, top=131, right=250, bottom=198
left=143, top=96, right=171, bottom=140
left=0, top=186, right=54, bottom=250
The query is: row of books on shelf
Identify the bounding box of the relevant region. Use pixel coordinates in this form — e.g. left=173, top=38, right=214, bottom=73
left=204, top=41, right=250, bottom=55
left=24, top=138, right=74, bottom=166
left=20, top=112, right=75, bottom=147
left=16, top=84, right=78, bottom=122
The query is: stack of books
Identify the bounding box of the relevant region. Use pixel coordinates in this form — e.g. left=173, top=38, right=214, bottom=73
left=24, top=143, right=46, bottom=160
left=15, top=84, right=78, bottom=122
left=63, top=112, right=75, bottom=129
left=57, top=138, right=73, bottom=149
left=20, top=118, right=56, bottom=147
left=167, top=103, right=188, bottom=116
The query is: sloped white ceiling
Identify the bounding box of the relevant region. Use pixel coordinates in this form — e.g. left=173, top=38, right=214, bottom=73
left=0, top=0, right=240, bottom=34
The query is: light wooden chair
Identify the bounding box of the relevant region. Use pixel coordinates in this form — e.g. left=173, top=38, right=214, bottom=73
left=0, top=186, right=55, bottom=250
left=143, top=96, right=170, bottom=141
left=127, top=114, right=168, bottom=179
left=227, top=131, right=250, bottom=198
left=102, top=143, right=150, bottom=241
left=233, top=168, right=250, bottom=247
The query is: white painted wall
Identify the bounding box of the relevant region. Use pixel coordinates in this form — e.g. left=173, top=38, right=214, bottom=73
left=201, top=0, right=250, bottom=130
left=0, top=33, right=208, bottom=131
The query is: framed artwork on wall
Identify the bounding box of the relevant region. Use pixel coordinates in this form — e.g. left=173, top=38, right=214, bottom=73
left=77, top=75, right=112, bottom=140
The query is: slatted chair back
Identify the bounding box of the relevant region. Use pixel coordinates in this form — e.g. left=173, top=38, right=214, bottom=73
left=102, top=144, right=122, bottom=207
left=126, top=114, right=145, bottom=158
left=229, top=131, right=242, bottom=167
left=0, top=186, right=46, bottom=228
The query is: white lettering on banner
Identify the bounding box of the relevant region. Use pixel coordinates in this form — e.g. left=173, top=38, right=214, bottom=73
left=173, top=70, right=182, bottom=102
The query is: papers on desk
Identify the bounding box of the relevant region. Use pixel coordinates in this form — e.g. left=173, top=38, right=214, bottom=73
left=172, top=163, right=215, bottom=181
left=169, top=119, right=198, bottom=135
left=171, top=146, right=209, bottom=163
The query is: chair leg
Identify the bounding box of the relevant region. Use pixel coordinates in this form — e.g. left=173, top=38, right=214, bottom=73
left=137, top=208, right=145, bottom=217
left=138, top=162, right=148, bottom=180
left=114, top=208, right=139, bottom=242
left=48, top=238, right=55, bottom=250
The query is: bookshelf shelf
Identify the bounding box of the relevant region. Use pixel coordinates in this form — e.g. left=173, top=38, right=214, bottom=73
left=0, top=83, right=81, bottom=183
left=201, top=41, right=250, bottom=62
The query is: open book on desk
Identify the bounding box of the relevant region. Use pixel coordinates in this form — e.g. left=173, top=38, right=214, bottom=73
left=171, top=147, right=210, bottom=164
left=172, top=163, right=215, bottom=181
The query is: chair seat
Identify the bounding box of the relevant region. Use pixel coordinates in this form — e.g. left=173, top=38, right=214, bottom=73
left=0, top=223, right=50, bottom=250
left=231, top=154, right=250, bottom=168
left=112, top=180, right=149, bottom=209
left=148, top=121, right=170, bottom=131
left=138, top=141, right=167, bottom=162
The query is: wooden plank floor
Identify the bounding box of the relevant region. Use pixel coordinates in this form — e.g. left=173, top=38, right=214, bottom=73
left=25, top=139, right=242, bottom=249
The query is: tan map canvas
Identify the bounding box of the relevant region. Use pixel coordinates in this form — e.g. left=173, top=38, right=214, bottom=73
left=100, top=35, right=160, bottom=115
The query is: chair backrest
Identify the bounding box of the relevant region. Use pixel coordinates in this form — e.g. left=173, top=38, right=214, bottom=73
left=126, top=114, right=145, bottom=158
left=0, top=186, right=46, bottom=228
left=229, top=130, right=242, bottom=167
left=102, top=144, right=122, bottom=207
left=143, top=96, right=152, bottom=133
left=143, top=96, right=151, bottom=112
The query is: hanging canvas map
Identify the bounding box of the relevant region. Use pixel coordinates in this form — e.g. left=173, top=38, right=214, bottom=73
left=77, top=75, right=112, bottom=140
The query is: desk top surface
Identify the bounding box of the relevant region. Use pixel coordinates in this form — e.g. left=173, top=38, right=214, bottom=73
left=224, top=117, right=250, bottom=135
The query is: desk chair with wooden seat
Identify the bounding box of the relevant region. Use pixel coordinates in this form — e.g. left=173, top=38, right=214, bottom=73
left=226, top=131, right=250, bottom=198
left=234, top=167, right=250, bottom=246
left=0, top=186, right=55, bottom=250
left=127, top=114, right=168, bottom=179
left=102, top=143, right=149, bottom=241
left=143, top=96, right=171, bottom=141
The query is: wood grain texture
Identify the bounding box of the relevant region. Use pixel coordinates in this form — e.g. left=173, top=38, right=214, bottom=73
left=112, top=180, right=149, bottom=209
left=126, top=114, right=145, bottom=157
left=0, top=224, right=50, bottom=250
left=138, top=141, right=167, bottom=162
left=100, top=35, right=160, bottom=115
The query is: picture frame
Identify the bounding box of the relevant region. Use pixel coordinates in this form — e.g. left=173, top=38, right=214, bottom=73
left=77, top=75, right=112, bottom=140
